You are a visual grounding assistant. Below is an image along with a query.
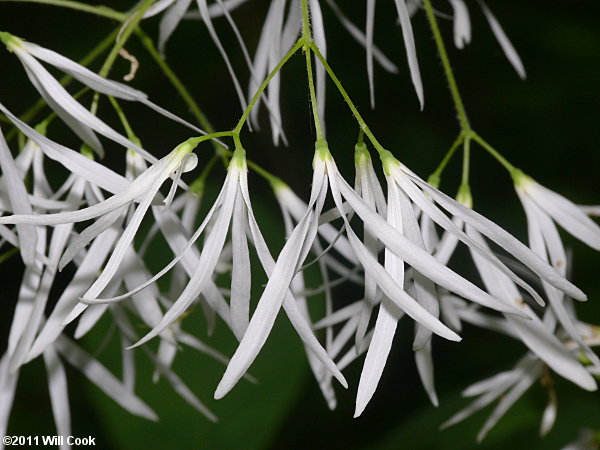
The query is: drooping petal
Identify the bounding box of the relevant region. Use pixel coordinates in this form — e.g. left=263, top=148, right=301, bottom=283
left=408, top=172, right=585, bottom=300
left=394, top=0, right=424, bottom=108
left=158, top=0, right=193, bottom=54
left=326, top=0, right=398, bottom=73
left=478, top=0, right=526, bottom=79
left=43, top=346, right=71, bottom=446
left=55, top=336, right=157, bottom=421
left=0, top=127, right=36, bottom=265
left=449, top=0, right=471, bottom=49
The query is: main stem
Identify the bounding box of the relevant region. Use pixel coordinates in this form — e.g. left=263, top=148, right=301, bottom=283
left=423, top=0, right=470, bottom=132
left=301, top=0, right=324, bottom=141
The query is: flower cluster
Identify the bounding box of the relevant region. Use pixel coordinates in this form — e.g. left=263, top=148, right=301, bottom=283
left=0, top=0, right=598, bottom=446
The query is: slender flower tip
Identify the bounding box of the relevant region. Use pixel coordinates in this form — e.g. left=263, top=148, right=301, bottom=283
left=353, top=406, right=365, bottom=419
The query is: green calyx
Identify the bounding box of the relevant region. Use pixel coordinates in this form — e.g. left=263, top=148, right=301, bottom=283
left=174, top=138, right=197, bottom=158
left=34, top=121, right=48, bottom=136
left=80, top=144, right=95, bottom=160
left=427, top=174, right=441, bottom=189
left=315, top=138, right=331, bottom=161
left=231, top=146, right=247, bottom=168
left=380, top=150, right=400, bottom=176
left=354, top=141, right=371, bottom=167
left=0, top=31, right=22, bottom=50
left=456, top=184, right=473, bottom=208
left=511, top=168, right=532, bottom=187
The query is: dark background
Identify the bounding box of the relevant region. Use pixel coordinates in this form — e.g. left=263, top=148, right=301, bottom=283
left=0, top=1, right=599, bottom=449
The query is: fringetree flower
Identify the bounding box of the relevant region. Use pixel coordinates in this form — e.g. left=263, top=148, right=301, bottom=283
left=515, top=171, right=600, bottom=368
left=0, top=32, right=206, bottom=160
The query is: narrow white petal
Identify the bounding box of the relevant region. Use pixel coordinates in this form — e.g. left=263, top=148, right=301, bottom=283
left=0, top=354, right=19, bottom=439
left=326, top=0, right=398, bottom=73
left=55, top=336, right=157, bottom=420
left=409, top=173, right=586, bottom=300
left=466, top=225, right=597, bottom=391
left=13, top=49, right=157, bottom=161
left=477, top=363, right=541, bottom=442
left=25, top=217, right=122, bottom=361
left=142, top=0, right=176, bottom=18
left=196, top=0, right=248, bottom=111
left=130, top=168, right=239, bottom=348
left=230, top=184, right=251, bottom=339
left=310, top=0, right=327, bottom=133
left=449, top=0, right=471, bottom=49
left=540, top=389, right=557, bottom=436
left=415, top=342, right=438, bottom=406
left=59, top=206, right=125, bottom=271
left=43, top=346, right=71, bottom=444
left=479, top=0, right=526, bottom=79
left=214, top=193, right=318, bottom=399
left=462, top=369, right=518, bottom=397
left=355, top=297, right=403, bottom=417
left=527, top=181, right=600, bottom=250
left=394, top=0, right=424, bottom=108
left=240, top=173, right=346, bottom=389
left=0, top=103, right=129, bottom=194
left=336, top=173, right=527, bottom=317
left=0, top=127, right=36, bottom=265
left=313, top=300, right=363, bottom=329
left=366, top=0, right=376, bottom=108
left=158, top=0, right=193, bottom=54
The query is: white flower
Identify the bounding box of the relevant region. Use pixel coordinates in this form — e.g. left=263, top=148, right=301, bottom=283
left=465, top=224, right=596, bottom=391
left=1, top=32, right=206, bottom=160
left=214, top=144, right=347, bottom=400
left=442, top=353, right=545, bottom=442
left=515, top=172, right=600, bottom=368
left=291, top=141, right=526, bottom=416
left=516, top=173, right=600, bottom=251
left=0, top=141, right=198, bottom=332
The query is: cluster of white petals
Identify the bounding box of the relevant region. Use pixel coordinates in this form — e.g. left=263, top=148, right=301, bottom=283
left=0, top=2, right=598, bottom=445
